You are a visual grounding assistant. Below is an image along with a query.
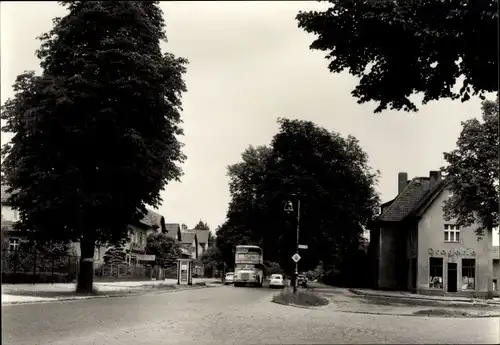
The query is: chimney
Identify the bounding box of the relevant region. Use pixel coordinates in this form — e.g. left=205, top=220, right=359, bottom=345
left=398, top=172, right=408, bottom=194
left=429, top=170, right=442, bottom=186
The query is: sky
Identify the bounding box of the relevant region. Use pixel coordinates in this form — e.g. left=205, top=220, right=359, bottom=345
left=1, top=2, right=497, bottom=244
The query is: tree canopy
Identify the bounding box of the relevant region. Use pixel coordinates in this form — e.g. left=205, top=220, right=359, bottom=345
left=200, top=246, right=223, bottom=276
left=442, top=98, right=499, bottom=239
left=145, top=233, right=182, bottom=268
left=194, top=220, right=210, bottom=231
left=216, top=118, right=379, bottom=276
left=0, top=1, right=187, bottom=292
left=296, top=1, right=498, bottom=113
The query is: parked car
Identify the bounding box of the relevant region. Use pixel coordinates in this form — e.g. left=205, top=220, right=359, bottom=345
left=269, top=274, right=285, bottom=288
left=297, top=274, right=308, bottom=288
left=224, top=272, right=234, bottom=285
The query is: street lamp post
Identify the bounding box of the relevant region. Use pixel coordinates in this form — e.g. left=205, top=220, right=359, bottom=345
left=284, top=194, right=300, bottom=294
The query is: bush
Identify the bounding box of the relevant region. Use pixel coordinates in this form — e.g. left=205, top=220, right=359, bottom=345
left=272, top=288, right=329, bottom=307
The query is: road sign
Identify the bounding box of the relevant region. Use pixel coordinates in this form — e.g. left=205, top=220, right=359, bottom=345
left=136, top=254, right=155, bottom=261
left=291, top=253, right=301, bottom=262
left=298, top=244, right=308, bottom=250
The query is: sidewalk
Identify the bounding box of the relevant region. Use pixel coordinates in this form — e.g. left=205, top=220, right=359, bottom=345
left=349, top=288, right=500, bottom=306
left=2, top=278, right=221, bottom=305
left=306, top=285, right=500, bottom=318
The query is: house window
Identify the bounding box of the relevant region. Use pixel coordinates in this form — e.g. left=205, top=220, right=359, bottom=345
left=12, top=210, right=19, bottom=221
left=429, top=257, right=443, bottom=289
left=461, top=259, right=475, bottom=290
left=444, top=224, right=460, bottom=242
left=9, top=238, right=20, bottom=252
left=139, top=232, right=143, bottom=245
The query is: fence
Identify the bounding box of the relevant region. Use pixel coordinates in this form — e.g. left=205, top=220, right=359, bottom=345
left=2, top=249, right=209, bottom=283
left=95, top=263, right=155, bottom=280
left=1, top=249, right=79, bottom=284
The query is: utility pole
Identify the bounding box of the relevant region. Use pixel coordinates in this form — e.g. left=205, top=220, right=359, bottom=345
left=294, top=197, right=300, bottom=294
left=284, top=193, right=301, bottom=294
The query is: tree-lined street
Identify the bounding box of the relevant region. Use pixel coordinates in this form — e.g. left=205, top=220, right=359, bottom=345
left=2, top=286, right=499, bottom=345
left=1, top=1, right=499, bottom=343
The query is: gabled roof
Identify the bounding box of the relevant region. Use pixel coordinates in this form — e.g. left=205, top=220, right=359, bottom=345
left=140, top=209, right=164, bottom=229
left=165, top=223, right=180, bottom=233
left=377, top=177, right=447, bottom=223
left=195, top=229, right=209, bottom=245
left=180, top=231, right=196, bottom=245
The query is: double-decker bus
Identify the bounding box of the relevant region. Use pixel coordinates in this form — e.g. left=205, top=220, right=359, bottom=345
left=233, top=245, right=264, bottom=287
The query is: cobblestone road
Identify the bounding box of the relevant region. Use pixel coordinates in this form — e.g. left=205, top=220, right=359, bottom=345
left=2, top=285, right=499, bottom=344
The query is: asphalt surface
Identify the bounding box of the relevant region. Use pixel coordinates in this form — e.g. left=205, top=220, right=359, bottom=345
left=2, top=284, right=499, bottom=345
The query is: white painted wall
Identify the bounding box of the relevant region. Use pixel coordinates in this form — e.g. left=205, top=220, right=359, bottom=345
left=1, top=205, right=18, bottom=222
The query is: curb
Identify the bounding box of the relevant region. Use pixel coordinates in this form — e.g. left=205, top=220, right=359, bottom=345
left=271, top=300, right=500, bottom=318
left=271, top=300, right=330, bottom=310
left=348, top=289, right=500, bottom=305
left=331, top=309, right=500, bottom=319
left=2, top=284, right=217, bottom=306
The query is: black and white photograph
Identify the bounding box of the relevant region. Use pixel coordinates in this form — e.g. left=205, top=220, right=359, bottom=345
left=1, top=1, right=499, bottom=344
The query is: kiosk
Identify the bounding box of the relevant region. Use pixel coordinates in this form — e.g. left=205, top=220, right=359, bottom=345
left=177, top=258, right=193, bottom=285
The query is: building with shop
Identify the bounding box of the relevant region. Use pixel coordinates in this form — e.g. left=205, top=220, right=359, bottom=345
left=368, top=171, right=495, bottom=298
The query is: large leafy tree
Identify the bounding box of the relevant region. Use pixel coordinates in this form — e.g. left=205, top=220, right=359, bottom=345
left=145, top=233, right=182, bottom=268
left=442, top=98, right=499, bottom=241
left=256, top=119, right=379, bottom=275
left=0, top=1, right=187, bottom=292
left=296, top=1, right=498, bottom=113
left=200, top=246, right=224, bottom=276
left=218, top=119, right=379, bottom=278
left=215, top=146, right=272, bottom=268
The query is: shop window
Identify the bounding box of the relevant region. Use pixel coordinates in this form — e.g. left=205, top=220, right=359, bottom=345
left=429, top=257, right=443, bottom=289
left=461, top=259, right=475, bottom=290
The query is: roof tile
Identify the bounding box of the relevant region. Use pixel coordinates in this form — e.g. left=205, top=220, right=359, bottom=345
left=180, top=231, right=196, bottom=245
left=378, top=177, right=432, bottom=222
left=196, top=229, right=209, bottom=245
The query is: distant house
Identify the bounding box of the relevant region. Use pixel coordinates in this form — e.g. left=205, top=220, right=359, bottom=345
left=178, top=228, right=210, bottom=260
left=368, top=171, right=496, bottom=297
left=1, top=184, right=21, bottom=252
left=180, top=230, right=198, bottom=260
left=0, top=184, right=169, bottom=267
left=165, top=223, right=182, bottom=241
left=195, top=229, right=209, bottom=257
left=177, top=227, right=210, bottom=276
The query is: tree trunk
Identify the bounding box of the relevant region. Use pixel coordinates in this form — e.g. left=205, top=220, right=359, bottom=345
left=76, top=234, right=95, bottom=293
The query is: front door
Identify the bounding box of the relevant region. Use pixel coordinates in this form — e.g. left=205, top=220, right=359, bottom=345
left=447, top=263, right=457, bottom=293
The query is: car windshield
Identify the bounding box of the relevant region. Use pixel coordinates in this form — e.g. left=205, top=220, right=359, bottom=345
left=226, top=273, right=234, bottom=277
left=271, top=274, right=282, bottom=279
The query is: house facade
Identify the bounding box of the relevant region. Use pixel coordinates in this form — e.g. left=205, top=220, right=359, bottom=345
left=1, top=184, right=168, bottom=266
left=1, top=185, right=21, bottom=252
left=177, top=227, right=210, bottom=276
left=369, top=171, right=496, bottom=298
